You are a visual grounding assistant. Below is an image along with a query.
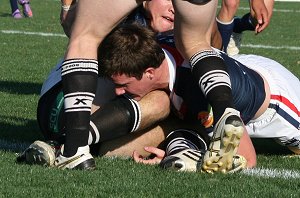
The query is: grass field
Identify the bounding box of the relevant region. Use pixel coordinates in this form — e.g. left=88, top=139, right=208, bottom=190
left=0, top=0, right=300, bottom=197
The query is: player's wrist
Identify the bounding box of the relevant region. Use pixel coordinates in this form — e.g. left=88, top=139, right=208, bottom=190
left=61, top=0, right=76, bottom=11
left=61, top=4, right=76, bottom=11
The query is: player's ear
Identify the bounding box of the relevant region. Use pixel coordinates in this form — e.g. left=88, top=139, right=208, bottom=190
left=144, top=67, right=155, bottom=80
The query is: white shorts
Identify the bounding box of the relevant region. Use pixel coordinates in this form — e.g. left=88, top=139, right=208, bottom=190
left=234, top=54, right=300, bottom=149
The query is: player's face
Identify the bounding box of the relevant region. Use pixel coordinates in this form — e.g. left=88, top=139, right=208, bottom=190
left=144, top=0, right=174, bottom=33
left=111, top=73, right=154, bottom=101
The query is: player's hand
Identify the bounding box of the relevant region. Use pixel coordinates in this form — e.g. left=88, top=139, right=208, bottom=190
left=250, top=0, right=270, bottom=34
left=132, top=147, right=166, bottom=165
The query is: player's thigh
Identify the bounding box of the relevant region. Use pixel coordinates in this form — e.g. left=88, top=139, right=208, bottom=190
left=66, top=0, right=142, bottom=58
left=171, top=0, right=218, bottom=58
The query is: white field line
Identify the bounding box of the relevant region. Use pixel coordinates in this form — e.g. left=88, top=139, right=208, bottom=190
left=1, top=30, right=299, bottom=51
left=241, top=44, right=300, bottom=51
left=225, top=6, right=300, bottom=13
left=0, top=30, right=66, bottom=37
left=237, top=7, right=300, bottom=13
left=242, top=167, right=300, bottom=179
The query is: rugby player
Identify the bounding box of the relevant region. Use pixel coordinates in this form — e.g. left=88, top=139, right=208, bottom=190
left=57, top=0, right=269, bottom=171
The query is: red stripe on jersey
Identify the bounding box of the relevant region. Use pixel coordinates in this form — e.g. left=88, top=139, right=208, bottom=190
left=161, top=44, right=184, bottom=66
left=271, top=95, right=300, bottom=116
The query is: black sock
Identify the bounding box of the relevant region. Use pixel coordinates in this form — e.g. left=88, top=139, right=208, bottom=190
left=216, top=18, right=234, bottom=53
left=10, top=0, right=19, bottom=13
left=190, top=50, right=234, bottom=123
left=88, top=96, right=141, bottom=144
left=61, top=59, right=98, bottom=157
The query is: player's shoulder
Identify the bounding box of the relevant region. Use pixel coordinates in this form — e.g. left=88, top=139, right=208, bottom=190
left=158, top=33, right=184, bottom=66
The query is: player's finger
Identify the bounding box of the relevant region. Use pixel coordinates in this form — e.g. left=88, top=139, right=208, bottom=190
left=132, top=151, right=159, bottom=165
left=256, top=14, right=269, bottom=33
left=132, top=150, right=144, bottom=163
left=143, top=146, right=165, bottom=158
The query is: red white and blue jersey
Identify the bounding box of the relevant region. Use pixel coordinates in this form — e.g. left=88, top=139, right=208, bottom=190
left=162, top=45, right=266, bottom=131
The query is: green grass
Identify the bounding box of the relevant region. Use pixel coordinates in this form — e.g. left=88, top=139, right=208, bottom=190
left=0, top=0, right=300, bottom=197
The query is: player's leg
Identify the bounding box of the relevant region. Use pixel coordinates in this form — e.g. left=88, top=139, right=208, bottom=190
left=18, top=0, right=32, bottom=17
left=217, top=0, right=240, bottom=53
left=97, top=125, right=167, bottom=157
left=36, top=83, right=65, bottom=143
left=92, top=90, right=170, bottom=156
left=211, top=22, right=223, bottom=50
left=236, top=130, right=256, bottom=168
left=172, top=0, right=244, bottom=173
left=16, top=83, right=65, bottom=166
left=88, top=90, right=170, bottom=145
left=98, top=114, right=208, bottom=162
left=18, top=90, right=170, bottom=167
left=266, top=70, right=300, bottom=154
left=171, top=0, right=216, bottom=59
left=58, top=0, right=143, bottom=169
left=98, top=112, right=181, bottom=157
left=66, top=0, right=143, bottom=59
left=10, top=0, right=22, bottom=19
left=239, top=54, right=300, bottom=156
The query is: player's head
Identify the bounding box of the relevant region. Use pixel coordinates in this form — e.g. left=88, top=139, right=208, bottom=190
left=98, top=23, right=166, bottom=100
left=143, top=0, right=174, bottom=33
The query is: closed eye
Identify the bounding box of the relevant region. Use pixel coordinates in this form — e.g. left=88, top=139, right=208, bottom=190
left=114, top=83, right=127, bottom=88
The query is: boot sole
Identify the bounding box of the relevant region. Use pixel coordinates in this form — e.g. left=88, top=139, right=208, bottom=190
left=202, top=122, right=244, bottom=173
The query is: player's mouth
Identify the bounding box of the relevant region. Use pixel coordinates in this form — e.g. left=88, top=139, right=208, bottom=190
left=163, top=16, right=174, bottom=23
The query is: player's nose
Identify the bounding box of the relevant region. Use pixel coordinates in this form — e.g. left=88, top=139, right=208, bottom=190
left=115, top=87, right=126, bottom=95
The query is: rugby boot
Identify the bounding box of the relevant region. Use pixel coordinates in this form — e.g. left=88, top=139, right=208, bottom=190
left=160, top=148, right=204, bottom=172
left=18, top=0, right=32, bottom=17
left=227, top=32, right=242, bottom=57
left=12, top=9, right=22, bottom=19
left=54, top=145, right=96, bottom=170
left=202, top=108, right=244, bottom=173
left=16, top=140, right=60, bottom=166
left=228, top=155, right=247, bottom=174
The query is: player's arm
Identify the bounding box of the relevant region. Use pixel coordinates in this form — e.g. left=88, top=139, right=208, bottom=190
left=60, top=0, right=77, bottom=37
left=249, top=0, right=269, bottom=33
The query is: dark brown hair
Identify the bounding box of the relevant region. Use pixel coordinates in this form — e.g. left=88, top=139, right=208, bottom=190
left=98, top=23, right=165, bottom=80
